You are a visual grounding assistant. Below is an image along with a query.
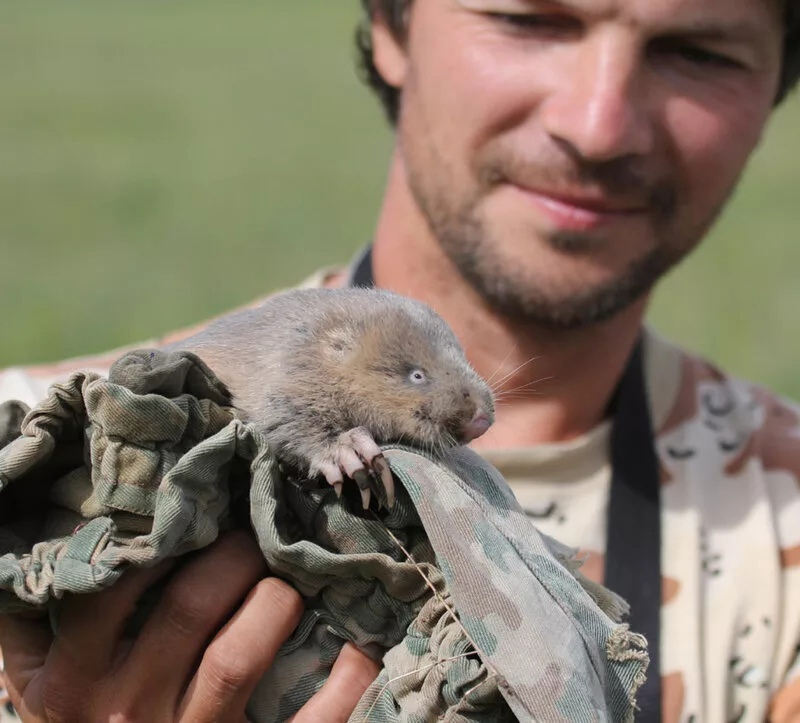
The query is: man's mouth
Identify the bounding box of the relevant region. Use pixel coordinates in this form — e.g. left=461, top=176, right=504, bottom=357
left=508, top=184, right=649, bottom=232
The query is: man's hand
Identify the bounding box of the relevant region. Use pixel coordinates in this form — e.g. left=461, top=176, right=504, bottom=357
left=0, top=531, right=379, bottom=722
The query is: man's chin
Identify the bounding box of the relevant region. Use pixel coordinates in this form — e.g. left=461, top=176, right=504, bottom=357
left=455, top=257, right=662, bottom=329
left=486, top=289, right=649, bottom=329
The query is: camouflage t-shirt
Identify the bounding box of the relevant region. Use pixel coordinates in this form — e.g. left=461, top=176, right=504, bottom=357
left=0, top=269, right=798, bottom=722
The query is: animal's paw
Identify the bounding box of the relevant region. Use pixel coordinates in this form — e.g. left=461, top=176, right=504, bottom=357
left=309, top=427, right=396, bottom=510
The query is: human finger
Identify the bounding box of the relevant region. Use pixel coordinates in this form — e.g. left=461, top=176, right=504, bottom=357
left=115, top=530, right=269, bottom=716
left=177, top=577, right=303, bottom=722
left=37, top=560, right=175, bottom=719
left=0, top=613, right=53, bottom=721
left=290, top=642, right=380, bottom=723
left=47, top=560, right=175, bottom=679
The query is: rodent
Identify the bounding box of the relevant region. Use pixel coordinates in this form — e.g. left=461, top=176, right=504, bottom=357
left=164, top=287, right=495, bottom=509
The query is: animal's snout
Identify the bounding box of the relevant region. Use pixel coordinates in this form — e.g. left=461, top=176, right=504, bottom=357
left=461, top=409, right=492, bottom=442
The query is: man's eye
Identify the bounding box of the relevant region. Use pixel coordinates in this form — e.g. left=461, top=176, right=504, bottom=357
left=653, top=39, right=744, bottom=70
left=488, top=12, right=579, bottom=36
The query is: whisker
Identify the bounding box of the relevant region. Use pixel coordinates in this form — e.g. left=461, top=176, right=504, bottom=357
left=489, top=355, right=544, bottom=393
left=494, top=387, right=550, bottom=400
left=484, top=344, right=518, bottom=386
left=494, top=374, right=555, bottom=396
left=495, top=388, right=547, bottom=399
left=493, top=393, right=548, bottom=405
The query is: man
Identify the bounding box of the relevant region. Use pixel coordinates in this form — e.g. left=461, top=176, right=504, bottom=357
left=0, top=0, right=798, bottom=720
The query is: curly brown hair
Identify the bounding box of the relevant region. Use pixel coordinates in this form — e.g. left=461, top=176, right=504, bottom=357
left=356, top=0, right=800, bottom=125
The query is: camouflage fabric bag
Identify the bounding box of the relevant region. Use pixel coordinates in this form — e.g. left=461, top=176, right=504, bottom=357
left=0, top=349, right=648, bottom=721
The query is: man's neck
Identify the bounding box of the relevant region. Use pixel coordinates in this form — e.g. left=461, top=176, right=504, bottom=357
left=366, top=151, right=649, bottom=449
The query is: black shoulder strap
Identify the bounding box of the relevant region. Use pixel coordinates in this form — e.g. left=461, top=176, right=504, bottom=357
left=605, top=339, right=662, bottom=720
left=349, top=245, right=662, bottom=720
left=350, top=245, right=375, bottom=288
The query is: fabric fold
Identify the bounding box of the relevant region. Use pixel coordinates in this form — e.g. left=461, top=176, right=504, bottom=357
left=0, top=349, right=648, bottom=721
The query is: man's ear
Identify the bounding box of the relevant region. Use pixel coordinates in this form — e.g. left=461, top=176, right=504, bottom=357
left=372, top=12, right=409, bottom=89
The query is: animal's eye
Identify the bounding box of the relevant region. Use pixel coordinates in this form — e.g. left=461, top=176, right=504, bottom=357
left=408, top=369, right=427, bottom=385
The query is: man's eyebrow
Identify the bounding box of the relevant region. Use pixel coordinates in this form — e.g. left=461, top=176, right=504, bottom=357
left=458, top=0, right=773, bottom=48
left=456, top=0, right=565, bottom=10
left=670, top=21, right=763, bottom=43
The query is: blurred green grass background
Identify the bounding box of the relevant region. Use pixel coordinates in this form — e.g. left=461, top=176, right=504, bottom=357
left=1, top=0, right=798, bottom=400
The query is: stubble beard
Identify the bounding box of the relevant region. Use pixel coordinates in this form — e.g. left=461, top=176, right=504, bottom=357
left=403, top=132, right=723, bottom=331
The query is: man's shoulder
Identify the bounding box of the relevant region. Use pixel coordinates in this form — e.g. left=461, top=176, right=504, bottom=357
left=0, top=267, right=344, bottom=407
left=646, top=328, right=800, bottom=491
left=646, top=334, right=800, bottom=708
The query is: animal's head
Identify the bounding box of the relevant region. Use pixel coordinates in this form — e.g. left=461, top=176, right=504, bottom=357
left=319, top=293, right=494, bottom=454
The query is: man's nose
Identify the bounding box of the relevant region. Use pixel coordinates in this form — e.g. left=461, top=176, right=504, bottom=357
left=540, top=33, right=653, bottom=164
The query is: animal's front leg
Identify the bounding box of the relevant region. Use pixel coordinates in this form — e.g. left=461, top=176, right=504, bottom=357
left=309, top=427, right=396, bottom=510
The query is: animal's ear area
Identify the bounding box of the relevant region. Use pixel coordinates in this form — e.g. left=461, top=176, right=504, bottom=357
left=322, top=326, right=359, bottom=358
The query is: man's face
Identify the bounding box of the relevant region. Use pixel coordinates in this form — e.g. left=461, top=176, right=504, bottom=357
left=378, top=0, right=783, bottom=327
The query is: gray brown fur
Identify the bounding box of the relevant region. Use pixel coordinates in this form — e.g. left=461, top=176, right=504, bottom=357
left=164, top=287, right=495, bottom=477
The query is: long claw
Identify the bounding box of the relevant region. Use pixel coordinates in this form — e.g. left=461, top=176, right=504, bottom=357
left=311, top=428, right=392, bottom=511
left=372, top=455, right=395, bottom=509
left=360, top=487, right=372, bottom=510
left=353, top=469, right=372, bottom=492
left=353, top=470, right=375, bottom=510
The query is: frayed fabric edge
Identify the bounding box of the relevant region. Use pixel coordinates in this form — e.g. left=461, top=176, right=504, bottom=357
left=607, top=625, right=650, bottom=722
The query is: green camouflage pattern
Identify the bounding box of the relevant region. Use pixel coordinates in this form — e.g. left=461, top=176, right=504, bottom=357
left=0, top=349, right=648, bottom=721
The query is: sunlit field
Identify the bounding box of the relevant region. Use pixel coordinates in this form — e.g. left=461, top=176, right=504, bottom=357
left=2, top=0, right=798, bottom=400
